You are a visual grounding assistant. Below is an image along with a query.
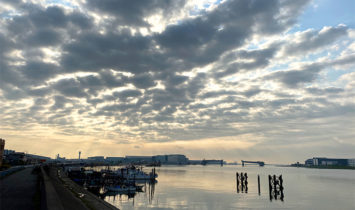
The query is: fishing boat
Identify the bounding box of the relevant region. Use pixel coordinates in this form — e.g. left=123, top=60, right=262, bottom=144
left=106, top=185, right=136, bottom=192
left=114, top=166, right=158, bottom=180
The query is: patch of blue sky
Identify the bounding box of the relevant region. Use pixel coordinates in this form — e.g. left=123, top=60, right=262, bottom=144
left=189, top=0, right=221, bottom=16
left=245, top=42, right=265, bottom=50
left=189, top=6, right=204, bottom=16
left=46, top=0, right=77, bottom=8
left=267, top=63, right=290, bottom=72
left=325, top=67, right=353, bottom=83
left=305, top=50, right=333, bottom=61
left=244, top=38, right=270, bottom=51
left=203, top=0, right=222, bottom=8
left=0, top=10, right=22, bottom=19
left=297, top=0, right=355, bottom=30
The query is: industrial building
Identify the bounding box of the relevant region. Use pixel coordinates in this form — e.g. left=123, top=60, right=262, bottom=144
left=153, top=154, right=189, bottom=165
left=88, top=156, right=105, bottom=161
left=347, top=159, right=355, bottom=167
left=305, top=157, right=354, bottom=167
left=106, top=157, right=124, bottom=164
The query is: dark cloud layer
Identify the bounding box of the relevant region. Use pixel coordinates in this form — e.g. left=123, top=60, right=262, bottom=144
left=86, top=0, right=187, bottom=27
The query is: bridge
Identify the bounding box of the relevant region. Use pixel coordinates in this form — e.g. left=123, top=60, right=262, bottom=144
left=241, top=160, right=265, bottom=167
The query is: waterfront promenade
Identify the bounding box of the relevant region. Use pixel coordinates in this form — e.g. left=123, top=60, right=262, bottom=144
left=0, top=167, right=38, bottom=210
left=0, top=165, right=118, bottom=210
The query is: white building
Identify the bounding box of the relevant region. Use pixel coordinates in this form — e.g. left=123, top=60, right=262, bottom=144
left=347, top=159, right=355, bottom=167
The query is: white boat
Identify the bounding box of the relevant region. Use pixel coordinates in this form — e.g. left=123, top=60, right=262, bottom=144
left=106, top=185, right=136, bottom=192
left=115, top=167, right=158, bottom=180
left=126, top=170, right=158, bottom=180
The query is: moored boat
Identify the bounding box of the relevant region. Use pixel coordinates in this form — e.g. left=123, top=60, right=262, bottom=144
left=106, top=185, right=136, bottom=192
left=114, top=166, right=158, bottom=180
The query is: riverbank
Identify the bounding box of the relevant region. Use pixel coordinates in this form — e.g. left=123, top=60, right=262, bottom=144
left=289, top=164, right=355, bottom=170
left=45, top=165, right=118, bottom=210
left=304, top=165, right=355, bottom=170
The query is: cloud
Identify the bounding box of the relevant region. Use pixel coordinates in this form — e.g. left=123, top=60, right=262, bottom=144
left=214, top=46, right=279, bottom=78
left=266, top=54, right=355, bottom=88
left=22, top=61, right=59, bottom=81
left=113, top=89, right=142, bottom=101
left=52, top=78, right=88, bottom=98
left=85, top=0, right=187, bottom=27
left=1, top=0, right=355, bottom=161
left=268, top=63, right=323, bottom=88
left=282, top=25, right=348, bottom=56
left=131, top=73, right=157, bottom=89
left=156, top=0, right=307, bottom=70
left=306, top=87, right=344, bottom=95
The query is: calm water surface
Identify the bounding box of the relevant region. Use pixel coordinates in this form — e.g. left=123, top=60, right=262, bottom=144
left=98, top=165, right=355, bottom=210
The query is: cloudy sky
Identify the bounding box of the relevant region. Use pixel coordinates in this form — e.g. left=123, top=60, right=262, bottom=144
left=1, top=0, right=354, bottom=163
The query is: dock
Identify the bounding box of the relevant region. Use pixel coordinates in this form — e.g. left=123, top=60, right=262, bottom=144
left=241, top=160, right=265, bottom=166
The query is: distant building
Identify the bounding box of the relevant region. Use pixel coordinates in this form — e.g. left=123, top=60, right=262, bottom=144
left=305, top=158, right=313, bottom=166
left=153, top=155, right=167, bottom=163
left=4, top=149, right=15, bottom=155
left=125, top=156, right=153, bottom=163
left=201, top=159, right=224, bottom=165
left=121, top=154, right=189, bottom=165
left=0, top=138, right=4, bottom=166
left=347, top=159, right=355, bottom=167
left=88, top=156, right=105, bottom=161
left=5, top=152, right=27, bottom=165
left=167, top=154, right=189, bottom=164
left=311, top=157, right=348, bottom=166
left=26, top=154, right=51, bottom=164
left=106, top=157, right=124, bottom=163
left=153, top=154, right=188, bottom=164
left=188, top=160, right=202, bottom=165
left=56, top=154, right=66, bottom=162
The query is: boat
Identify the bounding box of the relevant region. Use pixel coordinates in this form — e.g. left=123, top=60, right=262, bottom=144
left=114, top=166, right=158, bottom=180
left=106, top=185, right=136, bottom=192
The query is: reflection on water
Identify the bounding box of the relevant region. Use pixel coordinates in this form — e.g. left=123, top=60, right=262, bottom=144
left=268, top=174, right=284, bottom=201
left=99, top=181, right=156, bottom=207
left=236, top=172, right=248, bottom=193
left=92, top=165, right=355, bottom=210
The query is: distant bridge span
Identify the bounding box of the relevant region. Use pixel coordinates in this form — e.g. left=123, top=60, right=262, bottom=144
left=241, top=160, right=265, bottom=166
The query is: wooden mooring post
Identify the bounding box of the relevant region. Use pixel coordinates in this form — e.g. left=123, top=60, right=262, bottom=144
left=268, top=174, right=284, bottom=201
left=236, top=172, right=248, bottom=193
left=257, top=175, right=260, bottom=195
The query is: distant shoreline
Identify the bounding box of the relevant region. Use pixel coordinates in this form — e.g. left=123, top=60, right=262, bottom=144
left=289, top=165, right=355, bottom=170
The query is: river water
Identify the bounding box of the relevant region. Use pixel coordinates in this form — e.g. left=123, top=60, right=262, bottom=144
left=97, top=165, right=355, bottom=210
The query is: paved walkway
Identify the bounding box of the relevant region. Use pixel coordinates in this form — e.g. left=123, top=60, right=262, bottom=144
left=48, top=167, right=90, bottom=210
left=0, top=167, right=38, bottom=210
left=0, top=166, right=118, bottom=210
left=49, top=167, right=118, bottom=210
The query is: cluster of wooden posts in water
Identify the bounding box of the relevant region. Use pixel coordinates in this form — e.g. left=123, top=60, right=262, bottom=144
left=236, top=172, right=284, bottom=201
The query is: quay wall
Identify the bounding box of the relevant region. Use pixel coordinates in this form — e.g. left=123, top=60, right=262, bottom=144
left=40, top=166, right=65, bottom=210
left=44, top=165, right=118, bottom=210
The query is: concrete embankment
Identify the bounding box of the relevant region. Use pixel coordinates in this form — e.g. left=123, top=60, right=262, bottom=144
left=41, top=165, right=118, bottom=210
left=0, top=165, right=25, bottom=179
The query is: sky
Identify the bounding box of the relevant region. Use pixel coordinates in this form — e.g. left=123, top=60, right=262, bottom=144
left=0, top=0, right=354, bottom=163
